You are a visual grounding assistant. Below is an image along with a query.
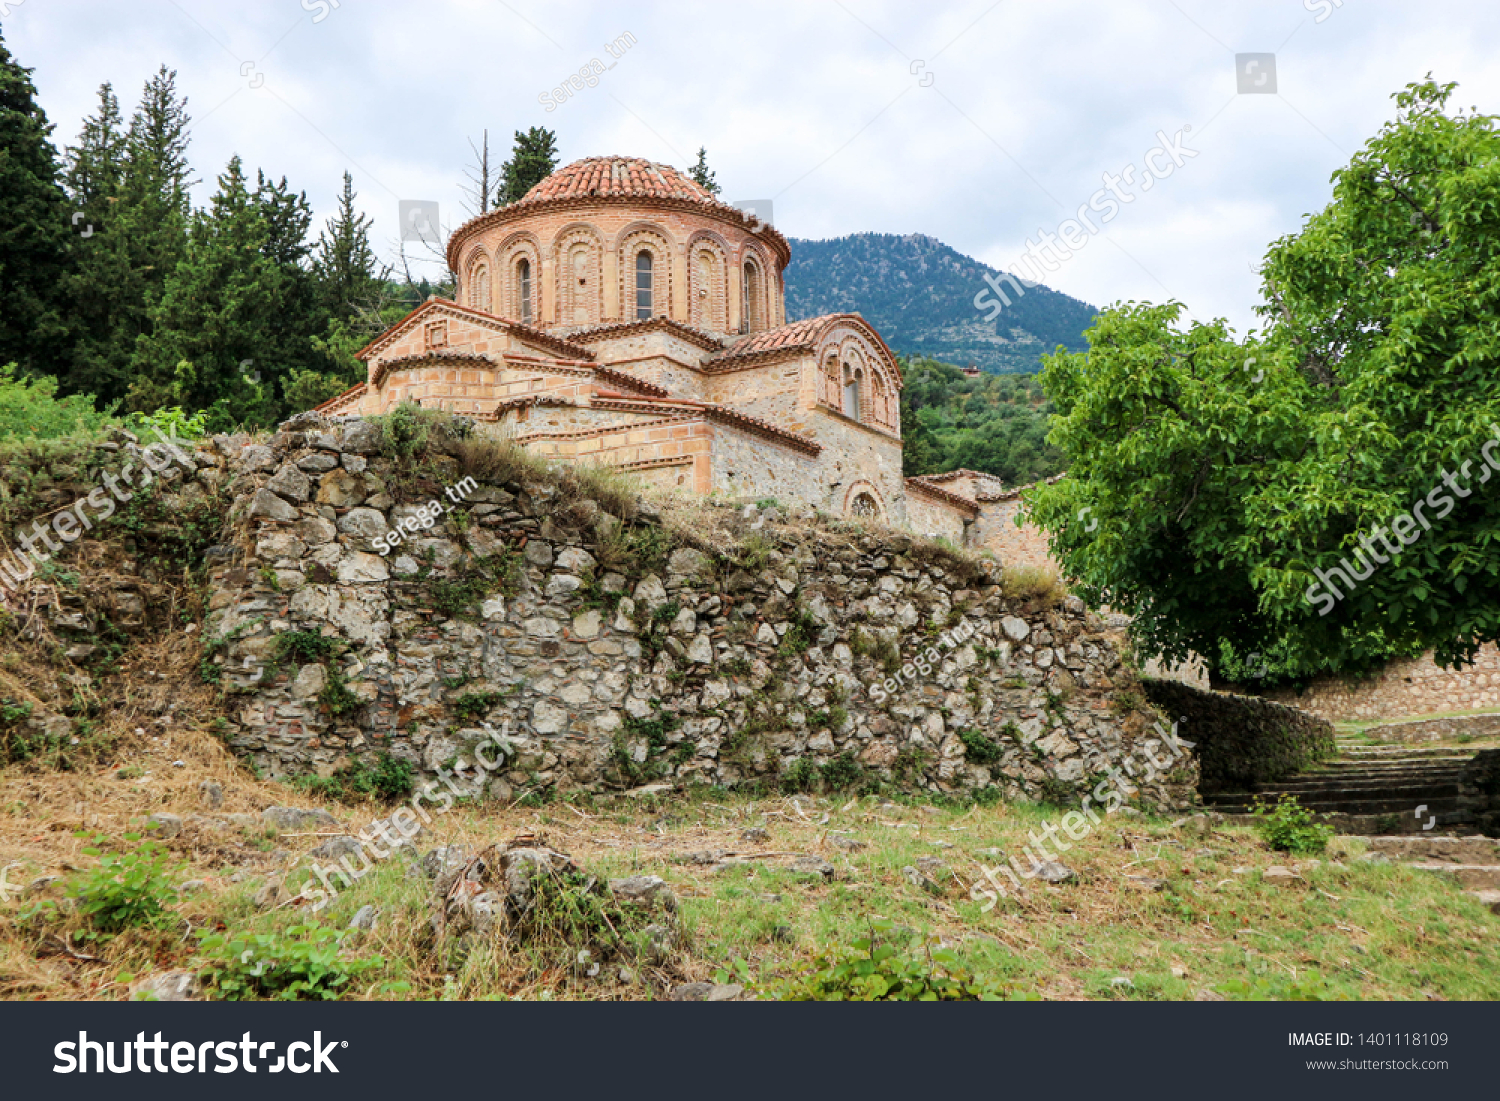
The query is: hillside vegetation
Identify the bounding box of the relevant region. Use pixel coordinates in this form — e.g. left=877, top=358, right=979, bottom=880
left=900, top=356, right=1064, bottom=484
left=786, top=233, right=1098, bottom=374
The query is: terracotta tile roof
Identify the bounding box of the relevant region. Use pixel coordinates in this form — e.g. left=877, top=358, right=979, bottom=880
left=313, top=382, right=366, bottom=415
left=981, top=471, right=1066, bottom=502
left=367, top=349, right=667, bottom=400
left=369, top=350, right=493, bottom=390
left=566, top=316, right=727, bottom=353
left=518, top=156, right=715, bottom=205
left=904, top=476, right=980, bottom=513
left=589, top=394, right=823, bottom=456
left=356, top=298, right=595, bottom=364
left=447, top=155, right=791, bottom=271
left=703, top=313, right=903, bottom=376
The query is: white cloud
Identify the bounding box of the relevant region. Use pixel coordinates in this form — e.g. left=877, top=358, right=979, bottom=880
left=9, top=0, right=1499, bottom=335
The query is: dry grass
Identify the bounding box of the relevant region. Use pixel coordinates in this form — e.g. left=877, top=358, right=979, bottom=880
left=1000, top=564, right=1065, bottom=606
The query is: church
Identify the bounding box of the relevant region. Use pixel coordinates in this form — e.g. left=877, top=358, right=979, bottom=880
left=313, top=155, right=1049, bottom=564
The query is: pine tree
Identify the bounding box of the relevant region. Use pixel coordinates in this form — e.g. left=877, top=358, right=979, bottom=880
left=59, top=83, right=133, bottom=401
left=63, top=67, right=193, bottom=405
left=128, top=156, right=321, bottom=429
left=289, top=172, right=390, bottom=412
left=497, top=127, right=559, bottom=205
left=314, top=172, right=383, bottom=320
left=0, top=29, right=73, bottom=379
left=689, top=147, right=721, bottom=195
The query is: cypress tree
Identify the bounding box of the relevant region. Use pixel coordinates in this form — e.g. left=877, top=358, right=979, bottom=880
left=497, top=127, right=559, bottom=205
left=0, top=29, right=73, bottom=378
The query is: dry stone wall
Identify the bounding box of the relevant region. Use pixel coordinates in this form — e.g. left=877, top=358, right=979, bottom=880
left=203, top=414, right=1198, bottom=809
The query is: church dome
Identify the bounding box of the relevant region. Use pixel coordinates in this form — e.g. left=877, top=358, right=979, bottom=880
left=515, top=156, right=719, bottom=208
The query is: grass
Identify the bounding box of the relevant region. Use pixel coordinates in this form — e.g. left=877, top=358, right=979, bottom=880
left=5, top=723, right=1500, bottom=1001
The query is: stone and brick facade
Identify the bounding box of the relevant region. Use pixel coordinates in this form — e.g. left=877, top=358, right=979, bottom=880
left=312, top=156, right=1025, bottom=545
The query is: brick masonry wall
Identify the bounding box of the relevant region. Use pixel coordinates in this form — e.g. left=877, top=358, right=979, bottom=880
left=206, top=415, right=1199, bottom=809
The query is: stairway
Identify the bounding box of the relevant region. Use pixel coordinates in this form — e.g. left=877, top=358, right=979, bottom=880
left=1357, top=835, right=1500, bottom=914
left=1201, top=742, right=1486, bottom=835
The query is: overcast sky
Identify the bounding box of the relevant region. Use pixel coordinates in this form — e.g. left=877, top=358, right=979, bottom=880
left=8, top=0, right=1499, bottom=337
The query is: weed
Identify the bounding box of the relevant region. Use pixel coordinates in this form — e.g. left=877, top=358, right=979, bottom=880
left=1251, top=794, right=1333, bottom=855
left=958, top=728, right=1002, bottom=767
left=295, top=752, right=415, bottom=804
left=64, top=835, right=181, bottom=940
left=453, top=690, right=505, bottom=722
left=770, top=919, right=1027, bottom=1001
left=197, top=924, right=384, bottom=1001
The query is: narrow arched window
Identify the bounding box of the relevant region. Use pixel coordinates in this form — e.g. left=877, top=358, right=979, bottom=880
left=843, top=366, right=862, bottom=421
left=518, top=258, right=532, bottom=323
left=635, top=251, right=653, bottom=319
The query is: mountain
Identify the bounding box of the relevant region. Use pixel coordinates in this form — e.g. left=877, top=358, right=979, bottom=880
left=784, top=232, right=1099, bottom=374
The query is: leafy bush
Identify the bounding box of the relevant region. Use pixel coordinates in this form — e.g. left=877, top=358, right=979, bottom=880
left=197, top=924, right=382, bottom=1000
left=272, top=630, right=343, bottom=664
left=295, top=752, right=414, bottom=804
left=1217, top=969, right=1344, bottom=1001
left=958, top=728, right=1002, bottom=766
left=771, top=920, right=1028, bottom=1001
left=66, top=836, right=181, bottom=939
left=124, top=405, right=209, bottom=442
left=1252, top=794, right=1334, bottom=855
left=0, top=363, right=116, bottom=439
left=452, top=690, right=505, bottom=721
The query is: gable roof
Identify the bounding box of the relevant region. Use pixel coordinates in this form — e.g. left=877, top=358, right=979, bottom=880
left=355, top=297, right=595, bottom=364
left=702, top=313, right=902, bottom=381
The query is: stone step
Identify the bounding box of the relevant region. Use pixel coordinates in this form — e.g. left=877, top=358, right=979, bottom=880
left=1207, top=784, right=1463, bottom=805
left=1360, top=835, right=1500, bottom=864
left=1465, top=890, right=1500, bottom=915
left=1217, top=811, right=1477, bottom=835
left=1338, top=747, right=1481, bottom=760
left=1206, top=795, right=1467, bottom=816
left=1407, top=863, right=1500, bottom=890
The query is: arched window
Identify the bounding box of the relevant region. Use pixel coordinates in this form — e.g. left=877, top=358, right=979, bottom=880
left=635, top=251, right=653, bottom=319
left=741, top=260, right=764, bottom=333
left=850, top=492, right=879, bottom=518
left=469, top=261, right=490, bottom=311
left=842, top=365, right=862, bottom=421
left=517, top=258, right=532, bottom=324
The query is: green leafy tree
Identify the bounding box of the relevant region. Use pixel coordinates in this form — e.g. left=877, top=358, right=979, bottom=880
left=1028, top=79, right=1500, bottom=681
left=0, top=29, right=73, bottom=378
left=497, top=126, right=558, bottom=205
left=128, top=156, right=322, bottom=429
left=689, top=146, right=721, bottom=195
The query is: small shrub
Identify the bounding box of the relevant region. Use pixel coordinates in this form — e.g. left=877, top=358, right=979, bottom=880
left=66, top=836, right=181, bottom=939
left=819, top=751, right=866, bottom=791
left=272, top=631, right=343, bottom=664
left=197, top=924, right=383, bottom=1001
left=1252, top=793, right=1333, bottom=854
left=957, top=728, right=1002, bottom=766
left=453, top=690, right=504, bottom=721
left=296, top=752, right=415, bottom=804
left=770, top=919, right=1027, bottom=1001
left=1000, top=564, right=1063, bottom=604
left=318, top=666, right=361, bottom=717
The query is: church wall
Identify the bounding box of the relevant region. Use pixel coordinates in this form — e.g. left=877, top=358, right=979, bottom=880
left=974, top=499, right=1055, bottom=569
left=805, top=409, right=906, bottom=521
left=702, top=360, right=810, bottom=434
left=707, top=426, right=824, bottom=504
left=461, top=202, right=781, bottom=337
left=906, top=491, right=972, bottom=542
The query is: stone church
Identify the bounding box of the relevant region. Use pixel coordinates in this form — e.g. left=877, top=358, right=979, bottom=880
left=314, top=155, right=1049, bottom=562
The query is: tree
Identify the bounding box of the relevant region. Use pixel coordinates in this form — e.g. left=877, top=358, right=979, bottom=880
left=1027, top=79, right=1500, bottom=682
left=60, top=68, right=193, bottom=405
left=59, top=83, right=132, bottom=403
left=689, top=146, right=721, bottom=195
left=460, top=129, right=495, bottom=218
left=0, top=29, right=73, bottom=379
left=497, top=127, right=558, bottom=205
left=297, top=171, right=391, bottom=409
left=128, top=157, right=322, bottom=429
